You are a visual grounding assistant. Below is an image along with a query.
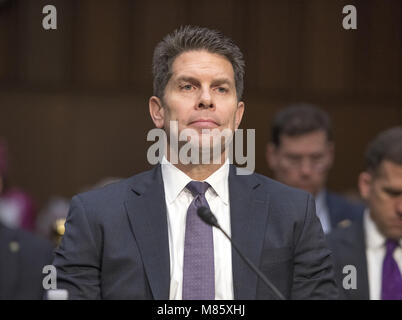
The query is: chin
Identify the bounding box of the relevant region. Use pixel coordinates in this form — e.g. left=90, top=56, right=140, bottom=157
left=295, top=185, right=315, bottom=195
left=387, top=230, right=402, bottom=241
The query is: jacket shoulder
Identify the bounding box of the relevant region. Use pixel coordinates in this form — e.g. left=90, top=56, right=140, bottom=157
left=326, top=216, right=364, bottom=247
left=73, top=167, right=157, bottom=206
left=0, top=223, right=54, bottom=261
left=327, top=192, right=365, bottom=213
left=250, top=171, right=312, bottom=202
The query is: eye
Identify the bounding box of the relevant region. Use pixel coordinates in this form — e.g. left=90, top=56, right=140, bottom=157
left=217, top=87, right=228, bottom=93
left=384, top=189, right=402, bottom=197
left=181, top=84, right=194, bottom=91
left=311, top=154, right=324, bottom=162
left=287, top=155, right=301, bottom=162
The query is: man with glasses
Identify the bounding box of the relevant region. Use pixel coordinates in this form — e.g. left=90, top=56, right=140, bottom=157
left=265, top=104, right=364, bottom=234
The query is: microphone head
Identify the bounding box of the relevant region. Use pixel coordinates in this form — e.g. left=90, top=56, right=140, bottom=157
left=197, top=207, right=219, bottom=228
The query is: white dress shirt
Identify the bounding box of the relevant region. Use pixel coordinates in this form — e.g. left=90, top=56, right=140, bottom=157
left=314, top=190, right=331, bottom=234
left=161, top=157, right=234, bottom=300
left=364, top=209, right=402, bottom=300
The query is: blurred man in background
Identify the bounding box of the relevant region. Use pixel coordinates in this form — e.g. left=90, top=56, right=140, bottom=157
left=0, top=138, right=54, bottom=299
left=0, top=221, right=54, bottom=299
left=327, top=126, right=402, bottom=300
left=0, top=138, right=36, bottom=231
left=265, top=104, right=364, bottom=234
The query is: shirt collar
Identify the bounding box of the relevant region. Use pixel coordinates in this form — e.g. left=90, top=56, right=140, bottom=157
left=161, top=156, right=192, bottom=205
left=204, top=159, right=229, bottom=205
left=314, top=189, right=327, bottom=208
left=160, top=156, right=229, bottom=205
left=364, top=209, right=387, bottom=249
left=364, top=209, right=402, bottom=249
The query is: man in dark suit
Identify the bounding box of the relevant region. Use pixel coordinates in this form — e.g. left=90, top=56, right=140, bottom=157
left=327, top=127, right=402, bottom=300
left=53, top=26, right=338, bottom=300
left=266, top=104, right=364, bottom=234
left=0, top=222, right=54, bottom=299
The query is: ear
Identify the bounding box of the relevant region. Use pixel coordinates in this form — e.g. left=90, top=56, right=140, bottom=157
left=326, top=141, right=335, bottom=168
left=149, top=96, right=165, bottom=128
left=266, top=142, right=278, bottom=170
left=358, top=171, right=372, bottom=201
left=234, top=101, right=245, bottom=129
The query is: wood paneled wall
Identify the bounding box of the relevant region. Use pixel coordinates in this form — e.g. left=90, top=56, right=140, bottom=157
left=0, top=0, right=401, bottom=208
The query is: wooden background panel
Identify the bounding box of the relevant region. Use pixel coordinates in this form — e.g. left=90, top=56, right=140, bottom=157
left=72, top=0, right=131, bottom=88
left=301, top=0, right=352, bottom=92
left=352, top=0, right=402, bottom=96
left=0, top=0, right=18, bottom=84
left=129, top=0, right=188, bottom=93
left=366, top=0, right=402, bottom=95
left=70, top=93, right=153, bottom=190
left=252, top=0, right=304, bottom=92
left=0, top=92, right=75, bottom=205
left=0, top=0, right=401, bottom=211
left=17, top=0, right=73, bottom=86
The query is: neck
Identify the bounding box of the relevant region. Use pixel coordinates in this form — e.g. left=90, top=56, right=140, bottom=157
left=166, top=149, right=227, bottom=180
left=175, top=162, right=224, bottom=181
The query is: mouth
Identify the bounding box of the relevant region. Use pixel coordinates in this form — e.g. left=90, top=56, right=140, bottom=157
left=188, top=119, right=220, bottom=129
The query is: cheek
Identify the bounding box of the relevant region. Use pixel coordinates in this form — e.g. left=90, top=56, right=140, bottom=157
left=369, top=195, right=389, bottom=218
left=277, top=166, right=297, bottom=180
left=315, top=170, right=328, bottom=181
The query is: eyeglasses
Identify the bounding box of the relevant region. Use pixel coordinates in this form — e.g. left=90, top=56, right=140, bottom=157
left=281, top=154, right=329, bottom=172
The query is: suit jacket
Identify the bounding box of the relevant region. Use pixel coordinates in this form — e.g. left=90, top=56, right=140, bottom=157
left=0, top=223, right=54, bottom=299
left=326, top=216, right=370, bottom=299
left=326, top=191, right=364, bottom=229
left=53, top=165, right=338, bottom=300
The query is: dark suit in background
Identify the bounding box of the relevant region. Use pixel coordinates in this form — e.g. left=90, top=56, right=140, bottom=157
left=0, top=223, right=54, bottom=299
left=53, top=165, right=338, bottom=300
left=326, top=191, right=364, bottom=229
left=326, top=216, right=369, bottom=300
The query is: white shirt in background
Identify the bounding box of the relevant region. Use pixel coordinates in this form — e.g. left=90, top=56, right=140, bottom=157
left=364, top=209, right=402, bottom=300
left=314, top=190, right=331, bottom=234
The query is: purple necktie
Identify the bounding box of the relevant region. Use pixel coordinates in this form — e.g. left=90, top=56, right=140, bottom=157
left=381, top=239, right=402, bottom=300
left=182, top=181, right=215, bottom=300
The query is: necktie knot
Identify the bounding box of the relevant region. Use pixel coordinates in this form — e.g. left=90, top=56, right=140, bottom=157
left=385, top=239, right=399, bottom=254
left=186, top=181, right=210, bottom=197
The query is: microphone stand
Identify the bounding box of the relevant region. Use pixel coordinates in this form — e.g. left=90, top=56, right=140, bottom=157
left=198, top=207, right=286, bottom=300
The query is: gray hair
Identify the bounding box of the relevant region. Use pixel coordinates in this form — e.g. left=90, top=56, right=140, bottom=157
left=152, top=25, right=245, bottom=101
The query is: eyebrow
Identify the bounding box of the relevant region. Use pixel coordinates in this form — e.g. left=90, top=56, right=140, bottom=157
left=383, top=187, right=402, bottom=195
left=211, top=78, right=233, bottom=87
left=176, top=76, right=200, bottom=86
left=175, top=76, right=234, bottom=87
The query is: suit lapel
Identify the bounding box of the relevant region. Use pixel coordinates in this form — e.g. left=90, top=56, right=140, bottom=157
left=340, top=221, right=370, bottom=300
left=124, top=165, right=170, bottom=300
left=326, top=192, right=338, bottom=227
left=229, top=166, right=270, bottom=299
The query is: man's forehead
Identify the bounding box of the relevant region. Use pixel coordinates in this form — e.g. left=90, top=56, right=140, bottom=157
left=170, top=50, right=235, bottom=80
left=375, top=160, right=402, bottom=181
left=279, top=131, right=329, bottom=150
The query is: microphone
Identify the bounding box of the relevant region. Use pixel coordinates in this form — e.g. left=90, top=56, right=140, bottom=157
left=197, top=206, right=286, bottom=300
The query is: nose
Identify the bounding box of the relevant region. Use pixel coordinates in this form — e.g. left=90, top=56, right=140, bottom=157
left=197, top=87, right=214, bottom=109
left=300, top=158, right=313, bottom=176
